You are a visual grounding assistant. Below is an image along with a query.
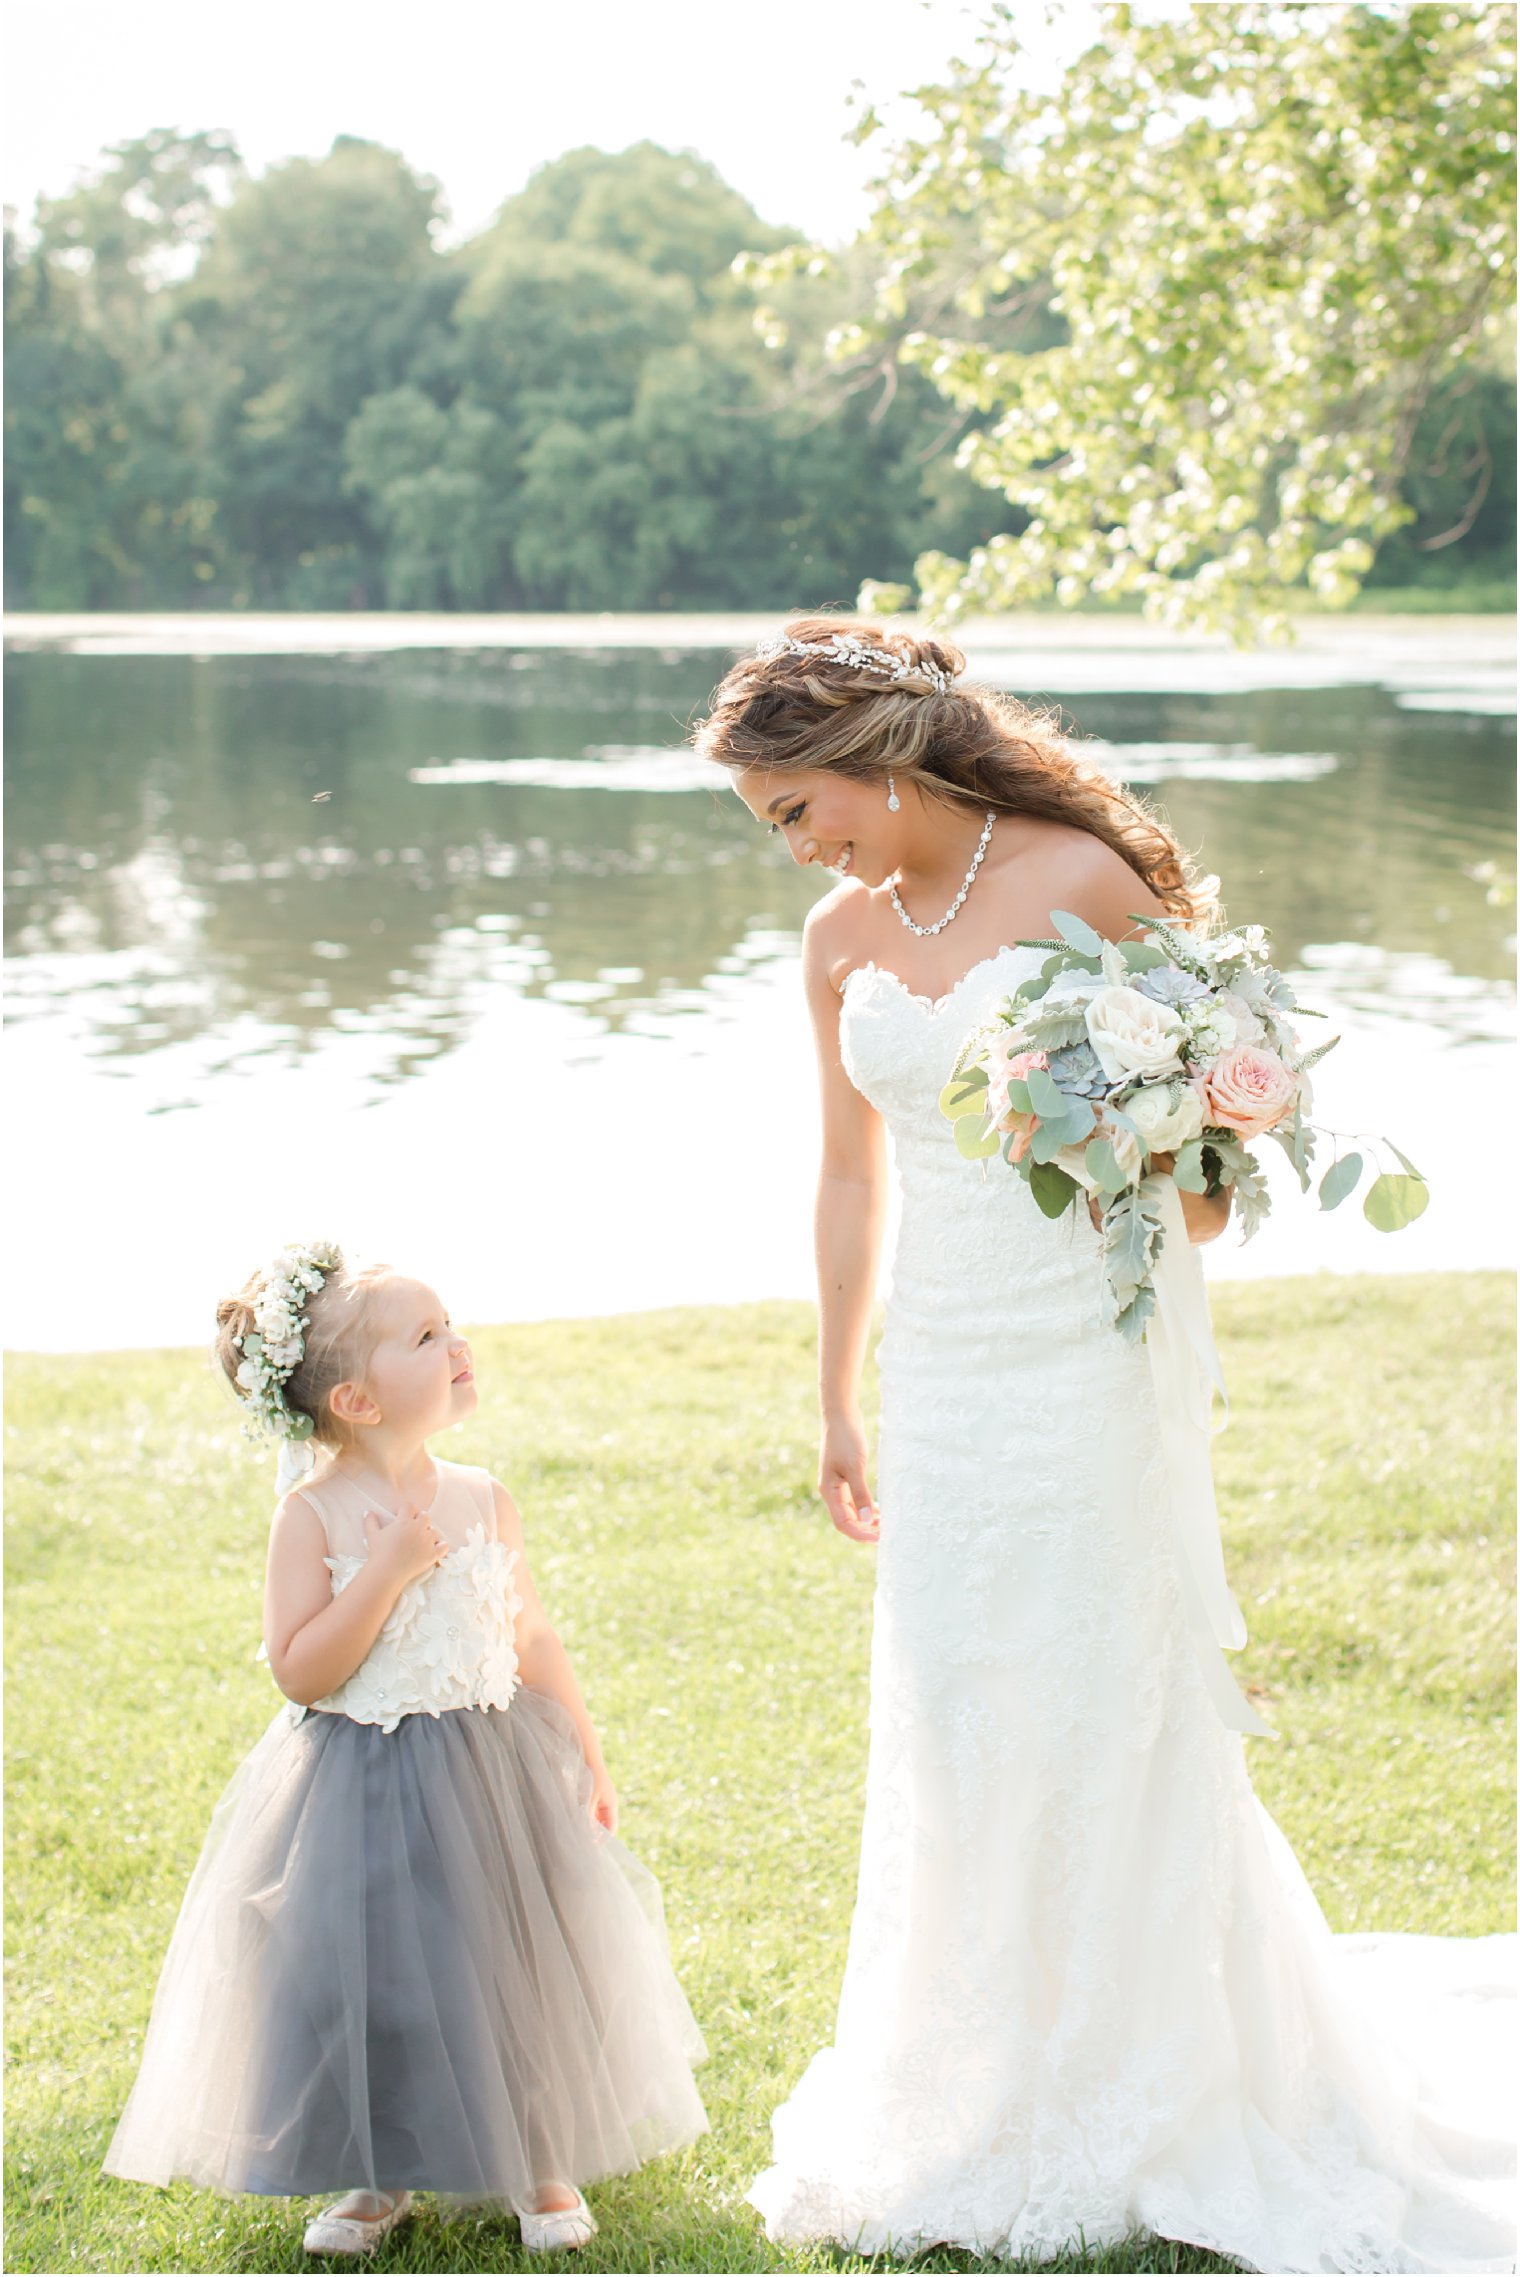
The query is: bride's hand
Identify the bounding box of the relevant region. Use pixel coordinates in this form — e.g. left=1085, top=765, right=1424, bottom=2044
left=1086, top=1150, right=1232, bottom=1242
left=819, top=1413, right=880, bottom=1544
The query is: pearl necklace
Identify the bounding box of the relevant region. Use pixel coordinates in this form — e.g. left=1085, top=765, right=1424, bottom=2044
left=889, top=811, right=997, bottom=937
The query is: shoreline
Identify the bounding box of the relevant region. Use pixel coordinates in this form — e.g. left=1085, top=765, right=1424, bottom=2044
left=5, top=606, right=1514, bottom=654
left=6, top=1266, right=1514, bottom=1362
left=8, top=607, right=1511, bottom=702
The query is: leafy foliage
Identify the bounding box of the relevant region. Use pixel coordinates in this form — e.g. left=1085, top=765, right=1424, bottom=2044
left=832, top=1, right=1517, bottom=636
left=6, top=55, right=1513, bottom=616
left=1099, top=1174, right=1168, bottom=1339
left=5, top=137, right=1023, bottom=611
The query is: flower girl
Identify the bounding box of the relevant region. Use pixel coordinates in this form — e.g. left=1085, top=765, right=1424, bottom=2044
left=104, top=1242, right=708, bottom=2257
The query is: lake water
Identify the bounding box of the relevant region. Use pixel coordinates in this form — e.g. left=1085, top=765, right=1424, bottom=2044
left=4, top=618, right=1514, bottom=1351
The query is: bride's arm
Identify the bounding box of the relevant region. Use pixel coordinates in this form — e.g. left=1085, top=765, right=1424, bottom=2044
left=804, top=902, right=887, bottom=1541
left=1058, top=844, right=1232, bottom=1246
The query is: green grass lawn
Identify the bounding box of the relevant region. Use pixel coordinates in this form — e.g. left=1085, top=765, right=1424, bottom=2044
left=5, top=1274, right=1514, bottom=2275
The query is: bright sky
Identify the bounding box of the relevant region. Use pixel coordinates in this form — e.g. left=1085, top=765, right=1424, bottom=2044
left=1, top=0, right=1097, bottom=248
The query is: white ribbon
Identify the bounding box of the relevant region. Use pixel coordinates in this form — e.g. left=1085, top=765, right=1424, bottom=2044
left=275, top=1434, right=317, bottom=1497
left=1145, top=1176, right=1276, bottom=1739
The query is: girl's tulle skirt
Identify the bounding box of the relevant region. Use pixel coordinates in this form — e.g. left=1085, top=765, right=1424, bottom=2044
left=104, top=1691, right=709, bottom=2200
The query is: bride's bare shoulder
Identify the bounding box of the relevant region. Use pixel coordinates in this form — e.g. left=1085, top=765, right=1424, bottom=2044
left=1014, top=819, right=1168, bottom=936
left=802, top=878, right=875, bottom=996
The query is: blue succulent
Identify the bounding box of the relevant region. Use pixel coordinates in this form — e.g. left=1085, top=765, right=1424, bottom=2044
left=1044, top=1039, right=1108, bottom=1098
left=1135, top=966, right=1209, bottom=1008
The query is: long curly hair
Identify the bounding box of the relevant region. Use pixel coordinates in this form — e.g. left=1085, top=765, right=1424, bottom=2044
left=693, top=615, right=1219, bottom=930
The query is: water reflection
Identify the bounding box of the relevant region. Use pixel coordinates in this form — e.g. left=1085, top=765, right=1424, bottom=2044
left=4, top=642, right=1514, bottom=1347
left=6, top=651, right=1514, bottom=1098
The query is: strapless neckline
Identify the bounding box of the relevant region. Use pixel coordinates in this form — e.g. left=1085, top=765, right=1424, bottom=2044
left=840, top=942, right=1040, bottom=1019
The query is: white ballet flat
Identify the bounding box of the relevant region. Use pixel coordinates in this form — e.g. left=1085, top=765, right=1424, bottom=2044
left=302, top=2189, right=412, bottom=2257
left=513, top=2188, right=597, bottom=2252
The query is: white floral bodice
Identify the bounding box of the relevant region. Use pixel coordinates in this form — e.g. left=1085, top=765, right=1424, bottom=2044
left=293, top=1459, right=523, bottom=1734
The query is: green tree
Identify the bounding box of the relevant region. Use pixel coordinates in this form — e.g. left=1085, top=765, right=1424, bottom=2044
left=468, top=141, right=789, bottom=301
left=4, top=131, right=242, bottom=606
left=469, top=144, right=995, bottom=609
left=458, top=239, right=694, bottom=436
left=343, top=386, right=514, bottom=607
left=190, top=136, right=457, bottom=602
left=30, top=126, right=243, bottom=334
left=829, top=0, right=1517, bottom=634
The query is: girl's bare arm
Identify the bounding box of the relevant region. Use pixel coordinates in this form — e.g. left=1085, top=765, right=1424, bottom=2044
left=263, top=1492, right=445, bottom=1705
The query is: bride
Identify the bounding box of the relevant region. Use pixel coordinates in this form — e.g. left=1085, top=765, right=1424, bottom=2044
left=696, top=619, right=1515, bottom=2274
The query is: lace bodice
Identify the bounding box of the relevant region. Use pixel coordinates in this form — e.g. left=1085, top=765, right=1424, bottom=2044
left=840, top=943, right=1109, bottom=1318
left=291, top=1458, right=522, bottom=1733
left=753, top=944, right=1518, bottom=2274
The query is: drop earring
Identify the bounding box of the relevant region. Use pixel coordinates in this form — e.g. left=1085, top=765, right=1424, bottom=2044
left=887, top=775, right=901, bottom=812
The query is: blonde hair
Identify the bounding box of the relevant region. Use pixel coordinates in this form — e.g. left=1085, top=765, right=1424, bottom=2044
left=214, top=1252, right=395, bottom=1453
left=694, top=614, right=1219, bottom=930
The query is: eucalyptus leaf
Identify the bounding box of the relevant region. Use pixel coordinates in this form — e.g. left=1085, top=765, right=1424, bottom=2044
left=1051, top=907, right=1103, bottom=956
left=1029, top=1162, right=1078, bottom=1219
left=1318, top=1151, right=1363, bottom=1210
left=1266, top=1120, right=1312, bottom=1193
left=954, top=1115, right=1001, bottom=1161
left=1030, top=1119, right=1069, bottom=1163
left=939, top=1072, right=990, bottom=1120
left=1054, top=1096, right=1097, bottom=1145
left=1364, top=1173, right=1430, bottom=1232
left=1126, top=913, right=1212, bottom=977
left=1025, top=1066, right=1067, bottom=1119
left=1385, top=1139, right=1426, bottom=1182
left=1084, top=1136, right=1126, bottom=1195
left=1118, top=940, right=1170, bottom=971
left=1005, top=1077, right=1033, bottom=1116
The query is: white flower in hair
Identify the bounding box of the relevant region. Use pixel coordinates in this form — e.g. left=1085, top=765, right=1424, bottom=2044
left=754, top=628, right=954, bottom=697
left=232, top=1239, right=343, bottom=1447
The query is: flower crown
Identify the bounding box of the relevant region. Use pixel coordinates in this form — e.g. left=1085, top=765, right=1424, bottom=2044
left=753, top=629, right=954, bottom=697
left=231, top=1240, right=343, bottom=1445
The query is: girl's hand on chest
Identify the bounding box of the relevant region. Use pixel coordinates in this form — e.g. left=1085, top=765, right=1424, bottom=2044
left=363, top=1504, right=448, bottom=1587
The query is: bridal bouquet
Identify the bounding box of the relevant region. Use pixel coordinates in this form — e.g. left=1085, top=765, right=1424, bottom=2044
left=939, top=911, right=1428, bottom=1340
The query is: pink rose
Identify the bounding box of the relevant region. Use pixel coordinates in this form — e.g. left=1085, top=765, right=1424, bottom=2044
left=1203, top=1043, right=1300, bottom=1139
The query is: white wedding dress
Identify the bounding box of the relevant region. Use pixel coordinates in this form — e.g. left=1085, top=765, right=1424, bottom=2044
left=749, top=944, right=1515, bottom=2273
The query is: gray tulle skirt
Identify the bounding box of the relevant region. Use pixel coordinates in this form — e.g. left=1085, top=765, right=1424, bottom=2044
left=104, top=1691, right=709, bottom=2200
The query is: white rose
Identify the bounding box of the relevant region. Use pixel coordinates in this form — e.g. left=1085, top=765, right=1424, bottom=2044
left=1218, top=990, right=1267, bottom=1046
left=1084, top=985, right=1186, bottom=1083
left=1124, top=1079, right=1205, bottom=1155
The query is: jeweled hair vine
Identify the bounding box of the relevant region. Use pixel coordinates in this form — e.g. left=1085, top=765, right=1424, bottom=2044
left=753, top=629, right=955, bottom=698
